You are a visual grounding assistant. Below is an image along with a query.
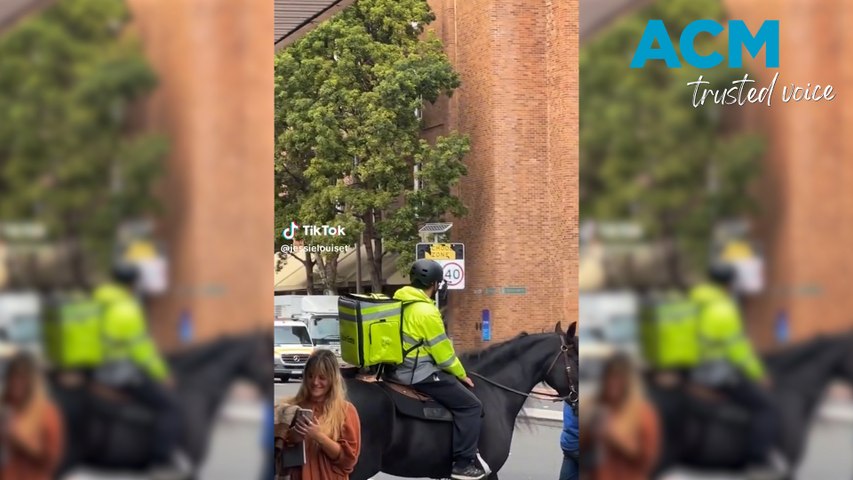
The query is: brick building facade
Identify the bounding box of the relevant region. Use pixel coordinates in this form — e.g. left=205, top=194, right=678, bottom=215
left=724, top=0, right=853, bottom=349
left=127, top=0, right=273, bottom=349
left=424, top=0, right=578, bottom=350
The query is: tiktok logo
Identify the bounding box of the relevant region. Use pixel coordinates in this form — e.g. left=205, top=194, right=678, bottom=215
left=282, top=222, right=299, bottom=240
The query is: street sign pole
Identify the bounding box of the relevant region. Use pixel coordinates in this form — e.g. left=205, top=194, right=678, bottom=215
left=416, top=225, right=464, bottom=332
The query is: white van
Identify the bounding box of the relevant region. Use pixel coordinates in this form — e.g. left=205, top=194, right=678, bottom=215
left=273, top=320, right=315, bottom=382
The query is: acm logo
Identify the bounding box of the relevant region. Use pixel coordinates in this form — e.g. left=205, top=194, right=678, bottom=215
left=631, top=20, right=779, bottom=69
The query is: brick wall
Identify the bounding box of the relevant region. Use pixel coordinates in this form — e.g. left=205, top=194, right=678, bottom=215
left=724, top=0, right=853, bottom=349
left=128, top=0, right=273, bottom=349
left=426, top=0, right=578, bottom=351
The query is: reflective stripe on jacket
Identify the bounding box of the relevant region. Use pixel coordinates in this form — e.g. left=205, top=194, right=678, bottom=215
left=93, top=283, right=170, bottom=382
left=690, top=283, right=765, bottom=381
left=388, top=286, right=466, bottom=385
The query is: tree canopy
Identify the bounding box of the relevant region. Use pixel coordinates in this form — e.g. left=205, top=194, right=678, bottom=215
left=580, top=0, right=765, bottom=287
left=275, top=0, right=469, bottom=293
left=0, top=0, right=168, bottom=288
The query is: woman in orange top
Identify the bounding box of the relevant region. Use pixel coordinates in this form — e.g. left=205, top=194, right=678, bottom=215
left=283, top=349, right=361, bottom=480
left=0, top=351, right=65, bottom=480
left=581, top=353, right=660, bottom=480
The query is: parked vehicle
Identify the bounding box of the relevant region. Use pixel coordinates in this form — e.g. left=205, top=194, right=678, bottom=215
left=273, top=320, right=315, bottom=382
left=0, top=292, right=42, bottom=358
left=275, top=295, right=344, bottom=363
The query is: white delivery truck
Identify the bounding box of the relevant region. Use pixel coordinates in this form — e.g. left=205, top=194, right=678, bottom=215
left=275, top=295, right=343, bottom=363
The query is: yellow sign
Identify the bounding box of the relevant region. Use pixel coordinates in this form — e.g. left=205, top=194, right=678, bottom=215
left=124, top=240, right=157, bottom=261
left=424, top=243, right=457, bottom=260
left=721, top=240, right=754, bottom=261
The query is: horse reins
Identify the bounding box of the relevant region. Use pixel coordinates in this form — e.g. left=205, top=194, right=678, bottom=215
left=469, top=334, right=579, bottom=414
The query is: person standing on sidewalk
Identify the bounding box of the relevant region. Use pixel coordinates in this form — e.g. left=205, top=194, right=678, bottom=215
left=0, top=352, right=65, bottom=480
left=580, top=353, right=660, bottom=480
left=559, top=399, right=579, bottom=480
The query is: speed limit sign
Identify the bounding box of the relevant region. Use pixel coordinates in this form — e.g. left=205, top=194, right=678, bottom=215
left=439, top=261, right=465, bottom=290
left=415, top=242, right=465, bottom=290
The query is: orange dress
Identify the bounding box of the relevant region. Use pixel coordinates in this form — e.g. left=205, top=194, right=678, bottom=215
left=0, top=402, right=65, bottom=480
left=588, top=400, right=661, bottom=480
left=290, top=401, right=361, bottom=480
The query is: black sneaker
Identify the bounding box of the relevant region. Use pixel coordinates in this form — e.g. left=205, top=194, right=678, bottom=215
left=451, top=458, right=487, bottom=480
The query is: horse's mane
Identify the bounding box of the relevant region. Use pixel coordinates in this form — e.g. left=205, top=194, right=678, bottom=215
left=460, top=331, right=561, bottom=374
left=166, top=332, right=266, bottom=374
left=763, top=333, right=848, bottom=371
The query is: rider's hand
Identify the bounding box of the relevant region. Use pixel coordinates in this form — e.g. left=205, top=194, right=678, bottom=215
left=461, top=376, right=475, bottom=389
left=163, top=376, right=177, bottom=389
left=760, top=376, right=773, bottom=389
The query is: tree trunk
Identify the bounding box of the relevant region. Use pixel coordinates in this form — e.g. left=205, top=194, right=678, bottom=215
left=314, top=254, right=339, bottom=295
left=68, top=236, right=90, bottom=291
left=324, top=257, right=338, bottom=295
left=661, top=216, right=685, bottom=290
left=303, top=252, right=315, bottom=294
left=363, top=211, right=383, bottom=293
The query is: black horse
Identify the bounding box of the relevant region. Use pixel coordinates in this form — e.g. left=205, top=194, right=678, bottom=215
left=652, top=332, right=853, bottom=479
left=52, top=331, right=272, bottom=479
left=346, top=321, right=579, bottom=480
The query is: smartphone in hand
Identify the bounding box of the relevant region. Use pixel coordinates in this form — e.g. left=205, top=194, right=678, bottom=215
left=298, top=408, right=314, bottom=424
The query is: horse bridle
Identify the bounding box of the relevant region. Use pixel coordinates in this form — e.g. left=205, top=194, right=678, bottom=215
left=469, top=333, right=579, bottom=414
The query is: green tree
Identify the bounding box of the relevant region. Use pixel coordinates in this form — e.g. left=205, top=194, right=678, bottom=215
left=580, top=0, right=764, bottom=288
left=0, top=0, right=168, bottom=289
left=276, top=0, right=469, bottom=294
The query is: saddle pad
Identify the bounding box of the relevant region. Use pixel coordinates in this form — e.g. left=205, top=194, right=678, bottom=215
left=378, top=382, right=453, bottom=422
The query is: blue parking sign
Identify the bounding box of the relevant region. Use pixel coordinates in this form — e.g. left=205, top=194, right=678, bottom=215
left=482, top=309, right=491, bottom=342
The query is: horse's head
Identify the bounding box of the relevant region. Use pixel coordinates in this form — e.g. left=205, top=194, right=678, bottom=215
left=542, top=321, right=579, bottom=408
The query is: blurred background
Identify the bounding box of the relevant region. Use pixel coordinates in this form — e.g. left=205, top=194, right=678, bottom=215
left=0, top=0, right=272, bottom=478
left=580, top=0, right=853, bottom=479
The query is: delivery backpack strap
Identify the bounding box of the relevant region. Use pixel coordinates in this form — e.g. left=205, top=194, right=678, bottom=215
left=400, top=301, right=425, bottom=357
left=398, top=300, right=428, bottom=385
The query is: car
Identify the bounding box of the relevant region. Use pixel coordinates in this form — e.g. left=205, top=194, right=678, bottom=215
left=274, top=320, right=315, bottom=383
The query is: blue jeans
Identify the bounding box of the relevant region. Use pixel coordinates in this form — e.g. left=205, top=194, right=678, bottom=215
left=559, top=451, right=578, bottom=480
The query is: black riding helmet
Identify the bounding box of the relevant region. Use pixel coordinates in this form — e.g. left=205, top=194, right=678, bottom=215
left=708, top=261, right=736, bottom=286
left=410, top=259, right=444, bottom=289
left=112, top=261, right=140, bottom=286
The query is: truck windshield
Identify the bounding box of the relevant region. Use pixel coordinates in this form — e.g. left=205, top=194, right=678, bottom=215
left=312, top=316, right=340, bottom=345
left=274, top=325, right=313, bottom=346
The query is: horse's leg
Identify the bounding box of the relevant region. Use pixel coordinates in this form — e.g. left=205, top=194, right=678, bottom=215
left=349, top=463, right=381, bottom=480
left=349, top=443, right=382, bottom=480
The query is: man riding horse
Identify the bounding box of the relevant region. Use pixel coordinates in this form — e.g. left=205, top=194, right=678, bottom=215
left=53, top=262, right=188, bottom=478
left=663, top=262, right=787, bottom=479
left=383, top=259, right=489, bottom=480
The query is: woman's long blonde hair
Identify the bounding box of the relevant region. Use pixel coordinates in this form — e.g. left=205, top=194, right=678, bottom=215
left=584, top=352, right=646, bottom=437
left=2, top=351, right=50, bottom=445
left=282, top=349, right=348, bottom=441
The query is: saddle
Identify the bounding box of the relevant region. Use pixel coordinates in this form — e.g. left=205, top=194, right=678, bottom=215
left=356, top=373, right=453, bottom=422
left=651, top=374, right=752, bottom=431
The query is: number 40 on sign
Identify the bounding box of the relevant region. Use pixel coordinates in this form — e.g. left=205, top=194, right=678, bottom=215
left=415, top=243, right=465, bottom=290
